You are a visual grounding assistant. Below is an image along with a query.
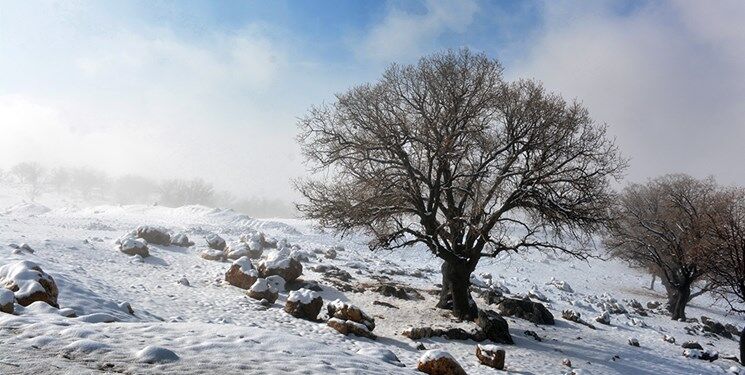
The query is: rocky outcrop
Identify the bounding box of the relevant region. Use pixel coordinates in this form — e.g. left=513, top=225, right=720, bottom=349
left=224, top=257, right=259, bottom=289
left=0, top=260, right=59, bottom=307
left=284, top=288, right=323, bottom=321
left=494, top=296, right=554, bottom=325
left=475, top=344, right=505, bottom=370
left=476, top=309, right=513, bottom=344
left=119, top=238, right=149, bottom=257
left=135, top=225, right=171, bottom=246
left=417, top=350, right=467, bottom=375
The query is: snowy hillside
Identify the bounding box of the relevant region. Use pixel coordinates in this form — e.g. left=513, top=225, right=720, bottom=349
left=0, top=188, right=742, bottom=375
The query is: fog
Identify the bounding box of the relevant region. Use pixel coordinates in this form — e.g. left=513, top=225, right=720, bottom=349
left=1, top=1, right=743, bottom=217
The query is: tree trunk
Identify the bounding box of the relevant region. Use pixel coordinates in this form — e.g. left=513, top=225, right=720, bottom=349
left=437, top=261, right=478, bottom=321
left=740, top=326, right=744, bottom=366
left=649, top=275, right=656, bottom=291
left=669, top=284, right=691, bottom=321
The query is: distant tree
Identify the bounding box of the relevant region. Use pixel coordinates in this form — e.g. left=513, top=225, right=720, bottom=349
left=48, top=167, right=71, bottom=193
left=296, top=48, right=625, bottom=320
left=159, top=178, right=215, bottom=207
left=69, top=167, right=110, bottom=200
left=605, top=174, right=717, bottom=320
left=703, top=187, right=745, bottom=364
left=11, top=162, right=44, bottom=199
left=111, top=175, right=158, bottom=204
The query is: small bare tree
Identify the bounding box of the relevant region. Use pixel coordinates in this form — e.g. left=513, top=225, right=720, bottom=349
left=605, top=174, right=717, bottom=320
left=296, top=49, right=625, bottom=320
left=11, top=162, right=44, bottom=199
left=703, top=187, right=745, bottom=364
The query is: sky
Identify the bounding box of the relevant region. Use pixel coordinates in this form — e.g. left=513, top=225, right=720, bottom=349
left=1, top=0, right=744, bottom=205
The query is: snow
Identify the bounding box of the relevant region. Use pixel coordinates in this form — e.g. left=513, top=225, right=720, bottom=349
left=287, top=288, right=319, bottom=304
left=0, top=288, right=15, bottom=305
left=420, top=349, right=455, bottom=361
left=0, top=185, right=742, bottom=374
left=136, top=345, right=180, bottom=363
left=249, top=278, right=274, bottom=293
left=233, top=256, right=254, bottom=274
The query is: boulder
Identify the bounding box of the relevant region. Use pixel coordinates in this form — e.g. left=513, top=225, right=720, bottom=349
left=247, top=278, right=278, bottom=304
left=205, top=233, right=226, bottom=251
left=683, top=348, right=719, bottom=362
left=136, top=346, right=180, bottom=364
left=476, top=309, right=513, bottom=344
left=725, top=323, right=741, bottom=337
left=224, top=257, right=259, bottom=289
left=663, top=335, right=676, bottom=344
left=119, top=237, right=149, bottom=257
left=628, top=337, right=640, bottom=347
left=595, top=311, right=611, bottom=325
left=417, top=350, right=467, bottom=375
left=475, top=344, right=505, bottom=370
left=682, top=341, right=703, bottom=350
left=225, top=242, right=251, bottom=260
left=376, top=284, right=424, bottom=300
left=495, top=296, right=554, bottom=325
left=563, top=309, right=596, bottom=329
left=135, top=226, right=171, bottom=246
left=646, top=301, right=661, bottom=309
left=259, top=257, right=302, bottom=283
left=327, top=299, right=375, bottom=331
left=327, top=318, right=376, bottom=339
left=0, top=289, right=14, bottom=314
left=284, top=288, right=323, bottom=320
left=265, top=275, right=286, bottom=292
left=170, top=233, right=194, bottom=247
left=357, top=348, right=404, bottom=367
left=324, top=247, right=337, bottom=259
left=0, top=261, right=59, bottom=307
left=200, top=249, right=225, bottom=261
left=701, top=316, right=732, bottom=339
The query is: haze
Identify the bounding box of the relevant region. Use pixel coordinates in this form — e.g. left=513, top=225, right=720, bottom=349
left=1, top=0, right=744, bottom=216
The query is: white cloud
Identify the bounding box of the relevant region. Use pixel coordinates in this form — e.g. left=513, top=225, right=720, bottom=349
left=358, top=0, right=478, bottom=62
left=511, top=0, right=745, bottom=186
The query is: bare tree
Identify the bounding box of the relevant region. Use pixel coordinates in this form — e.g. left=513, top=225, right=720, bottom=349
left=296, top=49, right=625, bottom=320
left=605, top=174, right=717, bottom=320
left=159, top=178, right=215, bottom=207
left=11, top=162, right=44, bottom=199
left=703, top=187, right=745, bottom=364
left=111, top=175, right=158, bottom=204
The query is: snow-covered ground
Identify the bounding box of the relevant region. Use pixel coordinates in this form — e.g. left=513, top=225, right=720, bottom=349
left=0, top=186, right=742, bottom=375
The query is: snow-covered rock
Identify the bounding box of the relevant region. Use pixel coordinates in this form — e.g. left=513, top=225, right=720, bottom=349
left=170, top=233, right=194, bottom=247
left=327, top=299, right=375, bottom=331
left=247, top=278, right=278, bottom=303
left=417, top=350, right=467, bottom=375
left=225, top=257, right=259, bottom=289
left=119, top=237, right=149, bottom=257
left=475, top=344, right=505, bottom=370
left=205, top=233, right=226, bottom=250
left=0, top=260, right=58, bottom=307
left=265, top=275, right=286, bottom=292
left=357, top=347, right=404, bottom=367
left=259, top=255, right=302, bottom=283
left=135, top=225, right=171, bottom=246
left=284, top=288, right=323, bottom=320
left=136, top=345, right=180, bottom=363
left=0, top=288, right=15, bottom=313
left=200, top=248, right=225, bottom=261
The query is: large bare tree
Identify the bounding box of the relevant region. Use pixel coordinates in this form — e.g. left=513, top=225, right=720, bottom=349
left=704, top=187, right=745, bottom=364
left=605, top=174, right=717, bottom=320
left=296, top=49, right=625, bottom=320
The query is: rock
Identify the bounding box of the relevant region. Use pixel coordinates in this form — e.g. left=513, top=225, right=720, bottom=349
left=683, top=348, right=719, bottom=362
left=628, top=337, right=640, bottom=347
left=170, top=233, right=194, bottom=247
left=476, top=309, right=513, bottom=344
left=562, top=358, right=572, bottom=367
left=327, top=317, right=376, bottom=339
left=646, top=301, right=661, bottom=309
left=0, top=289, right=14, bottom=314
left=682, top=341, right=703, bottom=350
left=495, top=297, right=554, bottom=325
left=225, top=257, right=259, bottom=290
left=376, top=284, right=423, bottom=300
left=417, top=350, right=467, bottom=375
left=663, top=335, right=676, bottom=344
left=528, top=287, right=548, bottom=302
left=0, top=260, right=59, bottom=307
left=725, top=323, right=741, bottom=337
left=312, top=265, right=354, bottom=282
left=324, top=247, right=337, bottom=259
left=327, top=299, right=375, bottom=331
left=416, top=343, right=427, bottom=350
left=702, top=316, right=732, bottom=338
left=19, top=243, right=34, bottom=253
left=475, top=344, right=505, bottom=370
left=265, top=275, right=286, bottom=292
left=240, top=232, right=266, bottom=258
left=595, top=311, right=611, bottom=325
left=546, top=278, right=574, bottom=293
left=135, top=226, right=171, bottom=246
left=200, top=249, right=226, bottom=261
left=562, top=309, right=595, bottom=329
left=284, top=288, right=323, bottom=321
left=480, top=289, right=503, bottom=305
left=205, top=233, right=226, bottom=250
left=118, top=302, right=134, bottom=314
left=259, top=257, right=302, bottom=283
left=373, top=300, right=399, bottom=309
left=225, top=242, right=251, bottom=260
left=357, top=348, right=404, bottom=367
left=524, top=330, right=542, bottom=342
left=76, top=313, right=118, bottom=323
left=286, top=279, right=323, bottom=292
left=177, top=277, right=190, bottom=286
left=247, top=278, right=278, bottom=304
left=136, top=346, right=180, bottom=364
left=119, top=237, right=149, bottom=257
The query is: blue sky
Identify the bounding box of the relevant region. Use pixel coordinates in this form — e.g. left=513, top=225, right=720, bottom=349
left=1, top=0, right=743, bottom=203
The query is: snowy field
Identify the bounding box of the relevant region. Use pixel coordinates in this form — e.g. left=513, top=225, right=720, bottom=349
left=0, top=186, right=742, bottom=375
